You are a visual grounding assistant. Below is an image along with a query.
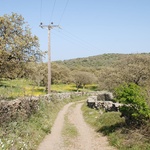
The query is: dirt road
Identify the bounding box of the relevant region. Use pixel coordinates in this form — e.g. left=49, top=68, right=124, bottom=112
left=37, top=102, right=116, bottom=150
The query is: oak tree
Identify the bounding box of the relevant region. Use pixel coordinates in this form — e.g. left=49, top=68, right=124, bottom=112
left=0, top=13, right=42, bottom=79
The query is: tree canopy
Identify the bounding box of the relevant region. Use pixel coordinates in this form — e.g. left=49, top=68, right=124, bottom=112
left=72, top=71, right=97, bottom=91
left=0, top=13, right=42, bottom=79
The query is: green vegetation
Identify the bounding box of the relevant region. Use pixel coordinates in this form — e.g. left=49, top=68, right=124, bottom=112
left=0, top=13, right=42, bottom=80
left=62, top=115, right=78, bottom=138
left=82, top=102, right=150, bottom=150
left=57, top=53, right=150, bottom=92
left=0, top=79, right=97, bottom=100
left=52, top=83, right=97, bottom=92
left=62, top=112, right=78, bottom=146
left=82, top=102, right=125, bottom=131
left=72, top=71, right=97, bottom=91
left=1, top=12, right=150, bottom=150
left=0, top=79, right=46, bottom=99
left=115, top=83, right=150, bottom=125
left=0, top=96, right=86, bottom=150
left=56, top=53, right=126, bottom=69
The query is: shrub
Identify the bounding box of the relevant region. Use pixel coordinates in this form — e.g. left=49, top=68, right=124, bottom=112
left=115, top=83, right=150, bottom=125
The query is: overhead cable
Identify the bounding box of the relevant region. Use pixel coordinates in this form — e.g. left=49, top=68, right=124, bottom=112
left=49, top=0, right=57, bottom=23
left=40, top=0, right=43, bottom=22
left=59, top=0, right=69, bottom=25
left=52, top=28, right=101, bottom=52
left=61, top=28, right=101, bottom=51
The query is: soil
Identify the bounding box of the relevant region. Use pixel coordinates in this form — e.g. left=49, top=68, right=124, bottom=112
left=37, top=101, right=116, bottom=150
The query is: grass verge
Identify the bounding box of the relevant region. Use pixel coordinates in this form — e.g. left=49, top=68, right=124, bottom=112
left=81, top=102, right=150, bottom=150
left=0, top=96, right=87, bottom=150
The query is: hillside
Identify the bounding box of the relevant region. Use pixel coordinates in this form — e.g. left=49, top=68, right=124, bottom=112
left=55, top=53, right=150, bottom=70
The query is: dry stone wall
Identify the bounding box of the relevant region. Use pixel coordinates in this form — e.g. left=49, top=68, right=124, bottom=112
left=0, top=92, right=96, bottom=124
left=0, top=97, right=39, bottom=124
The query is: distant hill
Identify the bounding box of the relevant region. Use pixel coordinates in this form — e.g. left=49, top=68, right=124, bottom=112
left=55, top=53, right=150, bottom=70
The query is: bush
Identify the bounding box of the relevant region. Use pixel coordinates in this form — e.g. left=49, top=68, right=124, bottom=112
left=115, top=83, right=150, bottom=125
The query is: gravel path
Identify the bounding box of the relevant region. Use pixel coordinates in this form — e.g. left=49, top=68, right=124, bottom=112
left=37, top=102, right=116, bottom=150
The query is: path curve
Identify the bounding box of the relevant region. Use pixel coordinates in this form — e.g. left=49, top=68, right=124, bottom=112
left=37, top=102, right=116, bottom=150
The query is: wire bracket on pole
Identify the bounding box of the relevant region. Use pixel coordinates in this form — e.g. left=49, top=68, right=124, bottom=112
left=40, top=22, right=61, bottom=30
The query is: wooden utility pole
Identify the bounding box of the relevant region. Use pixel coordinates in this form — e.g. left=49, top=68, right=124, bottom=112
left=40, top=22, right=60, bottom=94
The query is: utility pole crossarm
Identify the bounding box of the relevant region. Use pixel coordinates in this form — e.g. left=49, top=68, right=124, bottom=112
left=40, top=22, right=61, bottom=30
left=39, top=22, right=60, bottom=94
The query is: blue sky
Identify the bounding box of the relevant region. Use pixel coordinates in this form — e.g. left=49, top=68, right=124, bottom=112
left=0, top=0, right=150, bottom=61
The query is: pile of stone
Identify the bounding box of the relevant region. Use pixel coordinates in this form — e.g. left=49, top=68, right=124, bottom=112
left=87, top=91, right=122, bottom=112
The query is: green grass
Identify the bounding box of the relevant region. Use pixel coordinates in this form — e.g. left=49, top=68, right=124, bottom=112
left=81, top=102, right=150, bottom=150
left=62, top=112, right=78, bottom=146
left=0, top=79, right=98, bottom=100
left=82, top=102, right=124, bottom=131
left=82, top=102, right=101, bottom=129
left=52, top=84, right=76, bottom=92
left=52, top=83, right=98, bottom=92
left=0, top=79, right=46, bottom=99
left=62, top=115, right=78, bottom=138
left=0, top=96, right=87, bottom=150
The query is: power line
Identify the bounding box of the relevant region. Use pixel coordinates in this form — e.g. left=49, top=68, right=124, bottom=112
left=55, top=28, right=101, bottom=52
left=40, top=0, right=43, bottom=22
left=62, top=29, right=101, bottom=51
left=59, top=0, right=69, bottom=25
left=49, top=0, right=57, bottom=23
left=52, top=28, right=101, bottom=53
